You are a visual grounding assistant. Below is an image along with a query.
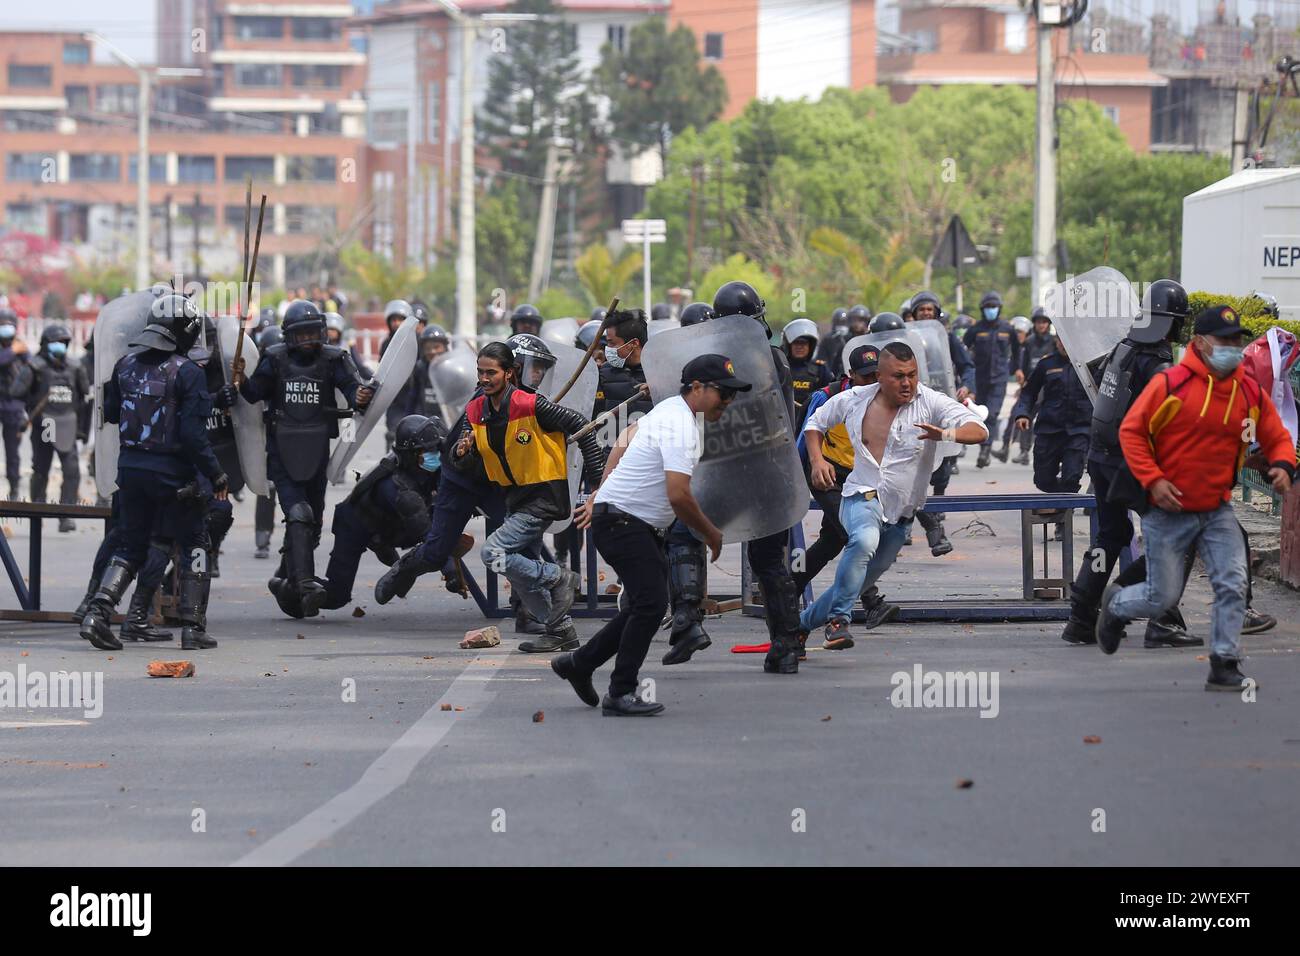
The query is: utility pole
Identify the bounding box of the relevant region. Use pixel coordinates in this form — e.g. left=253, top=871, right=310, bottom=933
left=164, top=192, right=173, bottom=266
left=527, top=139, right=563, bottom=301
left=1231, top=87, right=1250, bottom=172
left=687, top=163, right=698, bottom=281
left=192, top=192, right=201, bottom=279
left=1032, top=7, right=1059, bottom=307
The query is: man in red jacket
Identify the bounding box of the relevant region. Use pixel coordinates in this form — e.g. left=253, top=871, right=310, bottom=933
left=1096, top=305, right=1295, bottom=690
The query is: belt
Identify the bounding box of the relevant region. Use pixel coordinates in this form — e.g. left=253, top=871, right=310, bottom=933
left=590, top=502, right=663, bottom=535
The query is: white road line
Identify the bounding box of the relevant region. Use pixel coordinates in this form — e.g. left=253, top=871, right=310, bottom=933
left=232, top=649, right=513, bottom=867
left=0, top=719, right=89, bottom=729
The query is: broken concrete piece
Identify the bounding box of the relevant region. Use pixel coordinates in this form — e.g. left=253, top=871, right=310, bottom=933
left=147, top=660, right=195, bottom=678
left=459, top=626, right=501, bottom=649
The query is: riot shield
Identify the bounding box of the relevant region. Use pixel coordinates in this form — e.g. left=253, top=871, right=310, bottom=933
left=428, top=344, right=479, bottom=425
left=1042, top=266, right=1138, bottom=404
left=843, top=329, right=930, bottom=386
left=539, top=317, right=579, bottom=352
left=216, top=314, right=269, bottom=496
left=534, top=342, right=598, bottom=535
left=647, top=317, right=680, bottom=337
left=327, top=315, right=419, bottom=484
left=642, top=315, right=809, bottom=542
left=93, top=289, right=158, bottom=497
left=906, top=319, right=960, bottom=457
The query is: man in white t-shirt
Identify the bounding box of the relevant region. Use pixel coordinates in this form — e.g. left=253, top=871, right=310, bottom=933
left=555, top=354, right=749, bottom=716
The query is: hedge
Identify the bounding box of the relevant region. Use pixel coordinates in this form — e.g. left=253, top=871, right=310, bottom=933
left=1184, top=291, right=1300, bottom=343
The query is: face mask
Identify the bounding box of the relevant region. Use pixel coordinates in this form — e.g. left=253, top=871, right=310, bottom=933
left=48, top=342, right=68, bottom=358
left=982, top=307, right=999, bottom=321
left=1205, top=344, right=1244, bottom=374
left=604, top=344, right=627, bottom=369
left=0, top=324, right=15, bottom=342
left=420, top=451, right=441, bottom=472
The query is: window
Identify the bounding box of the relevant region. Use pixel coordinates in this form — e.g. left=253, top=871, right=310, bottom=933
left=290, top=65, right=341, bottom=89
left=234, top=16, right=283, bottom=40
left=6, top=203, right=44, bottom=233
left=309, top=112, right=342, bottom=134
left=704, top=33, right=723, bottom=60
left=292, top=18, right=341, bottom=42
left=565, top=24, right=579, bottom=55
left=370, top=108, right=407, bottom=145
left=65, top=85, right=90, bottom=111
left=427, top=82, right=440, bottom=143
left=1102, top=106, right=1120, bottom=125
left=96, top=84, right=139, bottom=113
left=234, top=64, right=282, bottom=88
left=177, top=155, right=216, bottom=183
left=350, top=35, right=368, bottom=55
left=68, top=154, right=121, bottom=182
left=284, top=205, right=336, bottom=234
left=175, top=203, right=215, bottom=227
left=607, top=25, right=625, bottom=53
left=285, top=156, right=336, bottom=183
left=5, top=153, right=53, bottom=182
left=2, top=111, right=57, bottom=131
left=224, top=155, right=275, bottom=181
left=128, top=154, right=167, bottom=183
left=63, top=42, right=90, bottom=65
left=8, top=65, right=52, bottom=88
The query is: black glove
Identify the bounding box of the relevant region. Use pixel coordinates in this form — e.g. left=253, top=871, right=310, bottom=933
left=212, top=473, right=230, bottom=495
left=213, top=384, right=238, bottom=409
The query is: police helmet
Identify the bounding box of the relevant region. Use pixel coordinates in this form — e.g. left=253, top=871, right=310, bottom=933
left=133, top=293, right=204, bottom=354
left=868, top=312, right=905, bottom=333
left=576, top=319, right=604, bottom=350
left=651, top=302, right=673, bottom=323
left=712, top=281, right=767, bottom=334
left=910, top=291, right=941, bottom=320
left=1010, top=315, right=1032, bottom=334
left=781, top=318, right=820, bottom=352
left=589, top=307, right=608, bottom=325
left=324, top=311, right=347, bottom=343
left=256, top=325, right=284, bottom=350
left=1133, top=279, right=1189, bottom=344
left=40, top=323, right=72, bottom=348
left=393, top=414, right=448, bottom=455
left=282, top=298, right=326, bottom=350
left=507, top=332, right=555, bottom=389
left=510, top=304, right=543, bottom=335
left=979, top=290, right=1003, bottom=315
left=1031, top=306, right=1051, bottom=325
left=411, top=301, right=430, bottom=325
left=680, top=302, right=717, bottom=327
left=900, top=298, right=914, bottom=320
left=952, top=313, right=975, bottom=332
left=420, top=324, right=450, bottom=348
left=384, top=299, right=413, bottom=330
left=830, top=308, right=850, bottom=333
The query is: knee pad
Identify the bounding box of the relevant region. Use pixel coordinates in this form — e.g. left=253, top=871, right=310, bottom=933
left=286, top=501, right=315, bottom=526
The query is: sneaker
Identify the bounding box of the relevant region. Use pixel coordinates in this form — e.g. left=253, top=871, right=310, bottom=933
left=823, top=617, right=855, bottom=650
left=1241, top=608, right=1277, bottom=635
left=860, top=599, right=899, bottom=630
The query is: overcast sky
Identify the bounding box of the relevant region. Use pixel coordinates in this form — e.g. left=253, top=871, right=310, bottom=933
left=0, top=1, right=1272, bottom=66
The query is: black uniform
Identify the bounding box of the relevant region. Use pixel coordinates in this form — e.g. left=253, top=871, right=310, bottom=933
left=1001, top=329, right=1056, bottom=457
left=0, top=341, right=30, bottom=495
left=25, top=351, right=90, bottom=505
left=787, top=356, right=833, bottom=421
left=815, top=331, right=849, bottom=379
left=593, top=359, right=653, bottom=445
left=963, top=317, right=1020, bottom=451
left=1010, top=351, right=1092, bottom=493
left=405, top=357, right=442, bottom=419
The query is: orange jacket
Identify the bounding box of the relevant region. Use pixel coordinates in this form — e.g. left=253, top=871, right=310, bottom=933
left=1119, top=345, right=1296, bottom=512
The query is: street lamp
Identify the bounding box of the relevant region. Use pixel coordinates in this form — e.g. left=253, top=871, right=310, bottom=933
left=85, top=33, right=201, bottom=290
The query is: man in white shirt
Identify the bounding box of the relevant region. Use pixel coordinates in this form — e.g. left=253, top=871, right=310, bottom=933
left=802, top=342, right=988, bottom=649
left=555, top=354, right=746, bottom=716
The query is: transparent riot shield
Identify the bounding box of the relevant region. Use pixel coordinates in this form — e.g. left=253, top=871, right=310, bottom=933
left=641, top=315, right=809, bottom=542
left=535, top=342, right=598, bottom=535
left=842, top=329, right=930, bottom=385
left=428, top=344, right=479, bottom=427
left=539, top=317, right=580, bottom=353
left=92, top=289, right=158, bottom=497
left=1042, top=266, right=1138, bottom=403
left=327, top=315, right=419, bottom=484
left=216, top=314, right=269, bottom=496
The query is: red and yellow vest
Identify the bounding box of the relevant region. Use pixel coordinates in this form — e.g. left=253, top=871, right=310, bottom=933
left=466, top=389, right=568, bottom=488
left=818, top=380, right=856, bottom=470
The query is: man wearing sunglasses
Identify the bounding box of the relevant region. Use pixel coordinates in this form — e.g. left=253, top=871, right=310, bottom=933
left=558, top=354, right=745, bottom=716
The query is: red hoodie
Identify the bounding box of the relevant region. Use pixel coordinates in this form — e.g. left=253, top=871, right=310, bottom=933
left=1119, top=345, right=1295, bottom=512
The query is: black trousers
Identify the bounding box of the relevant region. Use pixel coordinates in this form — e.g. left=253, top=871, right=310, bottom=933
left=113, top=467, right=205, bottom=570
left=796, top=483, right=846, bottom=588
left=267, top=446, right=328, bottom=529
left=1032, top=431, right=1088, bottom=494
left=30, top=437, right=80, bottom=503
left=255, top=487, right=277, bottom=534
left=1, top=409, right=22, bottom=485
left=572, top=512, right=668, bottom=698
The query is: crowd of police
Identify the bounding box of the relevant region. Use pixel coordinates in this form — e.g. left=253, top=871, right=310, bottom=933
left=12, top=270, right=1291, bottom=709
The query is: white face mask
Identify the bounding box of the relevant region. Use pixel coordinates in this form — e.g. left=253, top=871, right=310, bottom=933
left=605, top=343, right=632, bottom=369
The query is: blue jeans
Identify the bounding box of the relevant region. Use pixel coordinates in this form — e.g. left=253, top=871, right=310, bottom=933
left=1107, top=502, right=1248, bottom=659
left=799, top=493, right=912, bottom=631
left=481, top=511, right=569, bottom=629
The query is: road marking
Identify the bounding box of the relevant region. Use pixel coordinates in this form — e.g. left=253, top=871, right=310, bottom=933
left=232, top=649, right=513, bottom=867
left=0, top=719, right=88, bottom=729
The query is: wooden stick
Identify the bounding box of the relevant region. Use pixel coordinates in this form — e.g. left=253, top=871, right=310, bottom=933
left=566, top=384, right=648, bottom=444
left=240, top=176, right=251, bottom=315
left=232, top=194, right=267, bottom=386
left=553, top=296, right=619, bottom=403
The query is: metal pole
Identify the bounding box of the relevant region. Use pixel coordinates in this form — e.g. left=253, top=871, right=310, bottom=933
left=136, top=69, right=151, bottom=289
left=1231, top=87, right=1250, bottom=172
left=455, top=17, right=477, bottom=340
left=643, top=231, right=652, bottom=315
left=1032, top=21, right=1057, bottom=306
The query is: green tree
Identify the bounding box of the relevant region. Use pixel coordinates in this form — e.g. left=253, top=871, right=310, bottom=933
left=809, top=229, right=925, bottom=308
left=478, top=0, right=596, bottom=188
left=475, top=180, right=534, bottom=302
left=340, top=242, right=424, bottom=303
left=574, top=242, right=641, bottom=308
left=697, top=254, right=777, bottom=309
left=594, top=18, right=727, bottom=159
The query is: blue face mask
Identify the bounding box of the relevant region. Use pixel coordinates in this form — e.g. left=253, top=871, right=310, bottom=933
left=1205, top=344, right=1244, bottom=374
left=982, top=307, right=999, bottom=321
left=420, top=451, right=441, bottom=472
left=48, top=341, right=68, bottom=358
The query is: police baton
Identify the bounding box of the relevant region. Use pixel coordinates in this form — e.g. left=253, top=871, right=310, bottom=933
left=232, top=190, right=267, bottom=388
left=553, top=296, right=619, bottom=404
left=566, top=384, right=649, bottom=445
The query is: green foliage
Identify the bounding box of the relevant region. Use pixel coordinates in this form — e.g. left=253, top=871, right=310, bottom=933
left=1185, top=291, right=1300, bottom=342
left=536, top=286, right=587, bottom=319
left=574, top=242, right=641, bottom=307
left=697, top=254, right=777, bottom=307
left=475, top=180, right=534, bottom=302
left=340, top=242, right=424, bottom=303
left=594, top=18, right=727, bottom=158
left=65, top=256, right=132, bottom=302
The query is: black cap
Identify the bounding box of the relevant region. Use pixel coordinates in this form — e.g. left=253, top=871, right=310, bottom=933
left=848, top=343, right=880, bottom=374
left=1193, top=304, right=1247, bottom=338
left=681, top=353, right=752, bottom=391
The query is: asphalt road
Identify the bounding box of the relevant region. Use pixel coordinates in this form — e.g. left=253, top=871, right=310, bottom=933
left=1, top=417, right=1297, bottom=866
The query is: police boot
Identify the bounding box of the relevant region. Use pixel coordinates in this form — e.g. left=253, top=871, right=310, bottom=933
left=72, top=569, right=100, bottom=623
left=80, top=558, right=135, bottom=651
left=6, top=478, right=18, bottom=500
left=1063, top=565, right=1108, bottom=644
left=284, top=505, right=326, bottom=617
left=207, top=547, right=220, bottom=579
left=29, top=472, right=48, bottom=504
left=254, top=529, right=271, bottom=559
left=759, top=576, right=802, bottom=675
left=663, top=545, right=711, bottom=666
left=976, top=445, right=992, bottom=469
left=992, top=440, right=1011, bottom=463
left=179, top=572, right=217, bottom=650
left=1012, top=449, right=1031, bottom=466
left=916, top=510, right=953, bottom=557
left=59, top=517, right=76, bottom=533
left=119, top=585, right=174, bottom=642
left=1143, top=605, right=1203, bottom=648
left=375, top=546, right=437, bottom=604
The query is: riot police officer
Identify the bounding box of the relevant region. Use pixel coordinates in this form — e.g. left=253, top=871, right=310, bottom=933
left=321, top=414, right=447, bottom=610
left=1061, top=279, right=1197, bottom=648
left=0, top=311, right=29, bottom=499
left=576, top=319, right=606, bottom=367
left=679, top=301, right=717, bottom=327
left=782, top=318, right=833, bottom=419
left=996, top=307, right=1055, bottom=465
left=252, top=323, right=282, bottom=560
left=407, top=325, right=451, bottom=418
left=1010, top=335, right=1092, bottom=494
left=963, top=290, right=1020, bottom=468
left=847, top=304, right=872, bottom=336
left=664, top=280, right=805, bottom=675
left=379, top=299, right=412, bottom=359
left=909, top=291, right=975, bottom=398
left=593, top=309, right=654, bottom=444
left=510, top=303, right=543, bottom=337
left=324, top=311, right=373, bottom=379
left=815, top=307, right=851, bottom=378
left=23, top=324, right=90, bottom=529
left=81, top=293, right=228, bottom=652
left=223, top=299, right=374, bottom=618
left=900, top=299, right=914, bottom=322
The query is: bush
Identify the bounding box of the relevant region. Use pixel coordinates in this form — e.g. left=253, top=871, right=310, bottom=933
left=1185, top=291, right=1300, bottom=343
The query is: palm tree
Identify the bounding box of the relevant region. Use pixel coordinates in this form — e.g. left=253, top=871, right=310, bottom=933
left=574, top=242, right=641, bottom=309
left=340, top=242, right=425, bottom=304
left=809, top=228, right=924, bottom=310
